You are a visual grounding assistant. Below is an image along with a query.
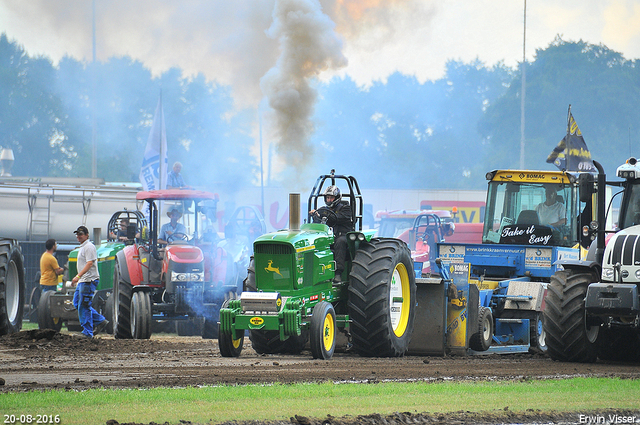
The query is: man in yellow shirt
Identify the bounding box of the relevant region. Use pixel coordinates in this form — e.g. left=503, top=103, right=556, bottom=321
left=40, top=239, right=64, bottom=292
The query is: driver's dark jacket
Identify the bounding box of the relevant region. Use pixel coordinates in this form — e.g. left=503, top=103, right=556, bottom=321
left=314, top=201, right=353, bottom=236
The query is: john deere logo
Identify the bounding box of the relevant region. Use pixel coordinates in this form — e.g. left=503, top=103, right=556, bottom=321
left=276, top=298, right=282, bottom=308
left=265, top=260, right=282, bottom=276
left=250, top=317, right=264, bottom=326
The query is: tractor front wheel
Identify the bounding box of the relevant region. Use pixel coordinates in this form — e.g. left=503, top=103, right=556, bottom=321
left=37, top=290, right=63, bottom=332
left=310, top=301, right=336, bottom=360
left=543, top=270, right=599, bottom=362
left=469, top=306, right=493, bottom=351
left=348, top=238, right=416, bottom=357
left=218, top=300, right=243, bottom=357
left=131, top=291, right=152, bottom=339
left=113, top=260, right=133, bottom=339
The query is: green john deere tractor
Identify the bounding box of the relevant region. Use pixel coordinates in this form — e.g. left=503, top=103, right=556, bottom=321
left=218, top=170, right=416, bottom=359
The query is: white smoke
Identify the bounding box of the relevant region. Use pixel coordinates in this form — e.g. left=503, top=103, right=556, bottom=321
left=260, top=0, right=347, bottom=178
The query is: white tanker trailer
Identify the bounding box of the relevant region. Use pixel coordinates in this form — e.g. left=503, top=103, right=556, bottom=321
left=0, top=176, right=141, bottom=243
left=0, top=176, right=142, bottom=314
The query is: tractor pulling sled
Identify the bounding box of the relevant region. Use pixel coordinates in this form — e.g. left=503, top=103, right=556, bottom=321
left=408, top=166, right=604, bottom=356
left=218, top=171, right=417, bottom=360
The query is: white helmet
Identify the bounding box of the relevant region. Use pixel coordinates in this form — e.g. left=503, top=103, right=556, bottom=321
left=323, top=185, right=341, bottom=208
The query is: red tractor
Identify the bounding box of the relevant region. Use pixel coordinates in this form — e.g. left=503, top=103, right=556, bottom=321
left=112, top=189, right=233, bottom=339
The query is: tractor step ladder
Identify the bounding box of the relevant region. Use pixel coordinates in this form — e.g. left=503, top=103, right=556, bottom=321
left=27, top=190, right=51, bottom=241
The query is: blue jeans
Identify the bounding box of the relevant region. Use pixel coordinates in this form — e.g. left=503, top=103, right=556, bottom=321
left=41, top=285, right=57, bottom=293
left=73, top=280, right=106, bottom=337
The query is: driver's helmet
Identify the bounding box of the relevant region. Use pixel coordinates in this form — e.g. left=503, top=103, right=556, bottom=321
left=323, top=185, right=341, bottom=208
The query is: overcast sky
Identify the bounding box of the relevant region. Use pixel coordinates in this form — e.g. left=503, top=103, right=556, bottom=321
left=1, top=0, right=638, bottom=109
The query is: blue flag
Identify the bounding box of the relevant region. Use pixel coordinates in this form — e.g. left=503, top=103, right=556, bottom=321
left=547, top=106, right=596, bottom=172
left=139, top=96, right=168, bottom=191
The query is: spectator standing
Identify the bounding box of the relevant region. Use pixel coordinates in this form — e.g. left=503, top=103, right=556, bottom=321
left=71, top=226, right=108, bottom=338
left=39, top=239, right=64, bottom=293
left=167, top=162, right=190, bottom=189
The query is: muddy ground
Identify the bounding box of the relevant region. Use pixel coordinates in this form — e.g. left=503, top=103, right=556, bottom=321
left=2, top=329, right=640, bottom=424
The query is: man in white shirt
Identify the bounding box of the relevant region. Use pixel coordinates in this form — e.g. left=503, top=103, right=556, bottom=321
left=535, top=187, right=566, bottom=228
left=71, top=226, right=108, bottom=338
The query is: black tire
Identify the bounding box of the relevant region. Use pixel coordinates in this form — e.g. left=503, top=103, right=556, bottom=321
left=543, top=270, right=599, bottom=363
left=131, top=291, right=152, bottom=339
left=347, top=238, right=416, bottom=357
left=310, top=301, right=336, bottom=360
left=502, top=310, right=547, bottom=353
left=37, top=290, right=63, bottom=332
left=218, top=299, right=244, bottom=357
left=114, top=260, right=133, bottom=339
left=28, top=283, right=41, bottom=323
left=0, top=239, right=25, bottom=335
left=103, top=293, right=114, bottom=334
left=469, top=306, right=493, bottom=351
left=596, top=328, right=640, bottom=362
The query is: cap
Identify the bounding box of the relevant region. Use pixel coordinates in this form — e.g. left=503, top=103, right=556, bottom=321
left=73, top=226, right=89, bottom=235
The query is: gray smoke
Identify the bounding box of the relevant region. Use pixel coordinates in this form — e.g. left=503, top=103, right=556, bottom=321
left=260, top=0, right=347, bottom=181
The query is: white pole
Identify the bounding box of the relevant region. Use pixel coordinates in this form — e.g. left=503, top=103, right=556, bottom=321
left=519, top=0, right=527, bottom=169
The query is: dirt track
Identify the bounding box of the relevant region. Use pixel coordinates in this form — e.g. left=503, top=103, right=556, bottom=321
left=2, top=329, right=640, bottom=424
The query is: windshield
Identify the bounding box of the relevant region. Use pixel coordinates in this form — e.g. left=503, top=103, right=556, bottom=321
left=619, top=182, right=640, bottom=229
left=482, top=181, right=578, bottom=247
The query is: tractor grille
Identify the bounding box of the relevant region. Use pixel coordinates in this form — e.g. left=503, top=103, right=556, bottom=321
left=607, top=234, right=640, bottom=266
left=255, top=243, right=293, bottom=255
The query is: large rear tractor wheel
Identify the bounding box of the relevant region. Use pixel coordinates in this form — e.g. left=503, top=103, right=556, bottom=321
left=0, top=239, right=25, bottom=335
left=348, top=238, right=416, bottom=357
left=310, top=301, right=336, bottom=360
left=543, top=270, right=599, bottom=362
left=37, top=290, right=63, bottom=332
left=218, top=300, right=244, bottom=357
left=114, top=260, right=133, bottom=339
left=131, top=291, right=152, bottom=339
left=469, top=306, right=493, bottom=351
left=103, top=293, right=114, bottom=334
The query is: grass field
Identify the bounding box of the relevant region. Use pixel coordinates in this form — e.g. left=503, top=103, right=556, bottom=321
left=1, top=377, right=639, bottom=425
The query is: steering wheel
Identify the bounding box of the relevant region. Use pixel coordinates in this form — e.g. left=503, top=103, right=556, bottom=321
left=315, top=206, right=338, bottom=227
left=167, top=232, right=189, bottom=243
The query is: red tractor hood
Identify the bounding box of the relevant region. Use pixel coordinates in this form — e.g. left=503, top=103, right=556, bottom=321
left=165, top=245, right=204, bottom=263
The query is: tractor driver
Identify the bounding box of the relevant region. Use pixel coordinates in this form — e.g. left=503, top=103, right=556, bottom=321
left=535, top=186, right=566, bottom=228
left=309, top=185, right=354, bottom=283
left=158, top=205, right=188, bottom=245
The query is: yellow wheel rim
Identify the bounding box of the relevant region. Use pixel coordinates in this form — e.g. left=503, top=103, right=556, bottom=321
left=389, top=262, right=410, bottom=337
left=322, top=313, right=334, bottom=352
left=232, top=336, right=242, bottom=349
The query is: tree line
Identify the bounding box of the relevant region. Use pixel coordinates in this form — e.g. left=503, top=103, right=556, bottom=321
left=1, top=33, right=638, bottom=192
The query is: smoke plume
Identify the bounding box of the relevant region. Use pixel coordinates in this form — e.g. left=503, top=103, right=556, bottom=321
left=260, top=0, right=347, bottom=176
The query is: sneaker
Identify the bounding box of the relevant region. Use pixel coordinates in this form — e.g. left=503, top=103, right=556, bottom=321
left=77, top=333, right=93, bottom=339
left=94, top=319, right=109, bottom=335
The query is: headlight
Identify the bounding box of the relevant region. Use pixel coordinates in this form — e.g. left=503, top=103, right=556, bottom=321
left=602, top=268, right=614, bottom=280
left=635, top=269, right=640, bottom=279
left=171, top=271, right=204, bottom=282
left=172, top=272, right=188, bottom=282
left=349, top=234, right=357, bottom=241
left=357, top=233, right=365, bottom=241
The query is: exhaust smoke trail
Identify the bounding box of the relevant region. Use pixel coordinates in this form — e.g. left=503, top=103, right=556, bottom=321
left=260, top=0, right=347, bottom=180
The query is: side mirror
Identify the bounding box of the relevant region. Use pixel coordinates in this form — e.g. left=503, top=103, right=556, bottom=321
left=579, top=173, right=596, bottom=203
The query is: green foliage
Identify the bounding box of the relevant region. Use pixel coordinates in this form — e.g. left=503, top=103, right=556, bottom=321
left=1, top=31, right=638, bottom=189
left=1, top=378, right=637, bottom=425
